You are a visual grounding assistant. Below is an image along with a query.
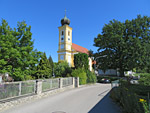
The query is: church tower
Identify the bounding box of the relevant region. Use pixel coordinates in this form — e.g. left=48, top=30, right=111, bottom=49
left=57, top=14, right=73, bottom=66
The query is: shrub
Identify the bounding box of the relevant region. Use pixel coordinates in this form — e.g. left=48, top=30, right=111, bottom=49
left=71, top=68, right=87, bottom=85
left=110, top=81, right=145, bottom=113
left=54, top=61, right=72, bottom=77
left=86, top=70, right=97, bottom=83
left=138, top=73, right=150, bottom=86
left=110, top=87, right=121, bottom=103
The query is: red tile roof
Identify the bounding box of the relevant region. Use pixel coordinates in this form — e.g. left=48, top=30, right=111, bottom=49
left=72, top=43, right=89, bottom=54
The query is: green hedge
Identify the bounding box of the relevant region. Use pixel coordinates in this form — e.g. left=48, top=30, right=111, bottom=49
left=86, top=70, right=97, bottom=83
left=110, top=81, right=148, bottom=113
left=138, top=73, right=150, bottom=86
left=71, top=68, right=87, bottom=85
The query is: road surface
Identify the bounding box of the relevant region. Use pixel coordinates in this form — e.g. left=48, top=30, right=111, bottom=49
left=0, top=84, right=121, bottom=113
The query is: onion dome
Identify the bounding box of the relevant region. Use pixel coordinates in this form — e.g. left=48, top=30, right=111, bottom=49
left=61, top=15, right=70, bottom=26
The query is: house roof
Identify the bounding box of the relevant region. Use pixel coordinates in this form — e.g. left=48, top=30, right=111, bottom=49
left=72, top=43, right=89, bottom=54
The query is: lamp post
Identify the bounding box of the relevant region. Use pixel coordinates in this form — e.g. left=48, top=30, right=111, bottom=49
left=52, top=68, right=55, bottom=77
left=94, top=55, right=107, bottom=75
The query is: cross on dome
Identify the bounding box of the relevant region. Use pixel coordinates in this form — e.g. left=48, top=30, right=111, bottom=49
left=61, top=9, right=70, bottom=26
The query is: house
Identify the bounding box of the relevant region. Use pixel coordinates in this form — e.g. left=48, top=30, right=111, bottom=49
left=0, top=73, right=13, bottom=82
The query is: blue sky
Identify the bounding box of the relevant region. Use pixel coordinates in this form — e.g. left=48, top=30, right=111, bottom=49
left=0, top=0, right=150, bottom=62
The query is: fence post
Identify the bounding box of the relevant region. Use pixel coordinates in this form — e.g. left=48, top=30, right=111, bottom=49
left=59, top=78, right=63, bottom=89
left=75, top=77, right=79, bottom=88
left=36, top=80, right=42, bottom=95
left=19, top=82, right=22, bottom=96
left=72, top=77, right=75, bottom=88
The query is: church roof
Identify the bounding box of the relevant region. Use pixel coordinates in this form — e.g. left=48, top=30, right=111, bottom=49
left=72, top=43, right=89, bottom=55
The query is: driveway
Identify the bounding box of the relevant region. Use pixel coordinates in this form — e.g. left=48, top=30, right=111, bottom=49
left=0, top=84, right=121, bottom=113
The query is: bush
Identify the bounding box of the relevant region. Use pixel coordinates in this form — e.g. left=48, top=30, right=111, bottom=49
left=138, top=73, right=150, bottom=86
left=110, top=81, right=146, bottom=113
left=71, top=68, right=87, bottom=85
left=54, top=61, right=72, bottom=77
left=86, top=70, right=97, bottom=83
left=110, top=87, right=121, bottom=103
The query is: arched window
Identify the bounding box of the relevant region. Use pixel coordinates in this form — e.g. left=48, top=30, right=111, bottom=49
left=62, top=31, right=64, bottom=35
left=68, top=31, right=70, bottom=36
left=60, top=55, right=64, bottom=60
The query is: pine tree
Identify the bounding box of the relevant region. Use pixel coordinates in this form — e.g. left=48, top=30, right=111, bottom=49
left=36, top=53, right=52, bottom=79
left=48, top=55, right=54, bottom=75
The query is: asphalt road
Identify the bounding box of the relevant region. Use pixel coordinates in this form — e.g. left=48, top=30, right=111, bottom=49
left=0, top=84, right=121, bottom=113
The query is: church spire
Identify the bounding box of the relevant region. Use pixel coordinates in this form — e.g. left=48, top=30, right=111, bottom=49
left=61, top=9, right=70, bottom=26
left=65, top=9, right=66, bottom=17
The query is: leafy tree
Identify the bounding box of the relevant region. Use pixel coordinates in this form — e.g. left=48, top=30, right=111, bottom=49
left=54, top=61, right=72, bottom=77
left=36, top=53, right=52, bottom=79
left=88, top=49, right=94, bottom=57
left=94, top=15, right=150, bottom=76
left=74, top=53, right=89, bottom=70
left=0, top=19, right=41, bottom=81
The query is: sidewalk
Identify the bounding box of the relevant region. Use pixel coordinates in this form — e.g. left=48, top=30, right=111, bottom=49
left=88, top=92, right=121, bottom=113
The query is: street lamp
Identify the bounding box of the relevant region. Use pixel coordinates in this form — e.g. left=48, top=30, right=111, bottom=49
left=94, top=55, right=107, bottom=75
left=52, top=68, right=55, bottom=77
left=95, top=55, right=107, bottom=61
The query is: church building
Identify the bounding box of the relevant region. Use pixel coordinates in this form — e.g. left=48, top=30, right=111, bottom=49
left=57, top=14, right=93, bottom=71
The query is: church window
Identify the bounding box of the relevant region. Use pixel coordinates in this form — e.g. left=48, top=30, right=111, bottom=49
left=61, top=37, right=64, bottom=41
left=68, top=31, right=70, bottom=36
left=61, top=31, right=64, bottom=35
left=60, top=55, right=64, bottom=60
left=61, top=44, right=64, bottom=49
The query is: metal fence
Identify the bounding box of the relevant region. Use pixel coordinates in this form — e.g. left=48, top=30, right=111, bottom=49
left=0, top=77, right=75, bottom=101
left=0, top=80, right=36, bottom=100
left=111, top=80, right=119, bottom=88
left=62, top=77, right=73, bottom=87
left=42, top=78, right=59, bottom=92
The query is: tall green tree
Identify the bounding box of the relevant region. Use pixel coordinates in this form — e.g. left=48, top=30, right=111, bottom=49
left=0, top=19, right=41, bottom=80
left=36, top=53, right=52, bottom=79
left=94, top=15, right=150, bottom=76
left=48, top=55, right=54, bottom=75
left=74, top=53, right=89, bottom=70
left=88, top=49, right=94, bottom=57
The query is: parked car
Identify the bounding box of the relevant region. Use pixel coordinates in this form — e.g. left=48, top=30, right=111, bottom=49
left=100, top=78, right=110, bottom=83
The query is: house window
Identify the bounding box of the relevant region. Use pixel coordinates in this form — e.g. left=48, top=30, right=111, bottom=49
left=60, top=55, right=64, bottom=60
left=68, top=31, right=70, bottom=36
left=61, top=44, right=64, bottom=49
left=61, top=31, right=64, bottom=35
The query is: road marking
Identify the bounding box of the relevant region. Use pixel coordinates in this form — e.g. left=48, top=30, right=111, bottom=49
left=98, top=89, right=110, bottom=96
